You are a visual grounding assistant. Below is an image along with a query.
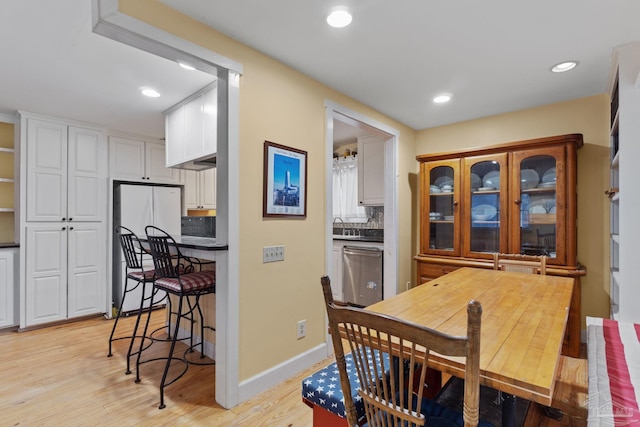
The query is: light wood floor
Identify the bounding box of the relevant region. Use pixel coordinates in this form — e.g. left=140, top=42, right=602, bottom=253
left=0, top=311, right=585, bottom=426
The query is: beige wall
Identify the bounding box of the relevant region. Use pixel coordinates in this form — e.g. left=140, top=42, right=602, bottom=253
left=416, top=94, right=611, bottom=327
left=120, top=0, right=417, bottom=381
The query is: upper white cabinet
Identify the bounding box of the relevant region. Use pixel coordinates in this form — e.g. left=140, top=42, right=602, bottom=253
left=165, top=83, right=217, bottom=170
left=357, top=134, right=385, bottom=206
left=109, top=136, right=180, bottom=184
left=26, top=119, right=107, bottom=222
left=183, top=168, right=216, bottom=210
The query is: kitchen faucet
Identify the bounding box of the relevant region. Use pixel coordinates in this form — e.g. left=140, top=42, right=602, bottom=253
left=333, top=217, right=344, bottom=235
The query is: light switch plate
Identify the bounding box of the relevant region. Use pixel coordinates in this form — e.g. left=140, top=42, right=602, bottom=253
left=263, top=245, right=285, bottom=263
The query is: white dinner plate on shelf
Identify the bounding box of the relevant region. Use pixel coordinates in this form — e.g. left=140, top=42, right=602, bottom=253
left=482, top=171, right=500, bottom=189
left=520, top=169, right=539, bottom=189
left=537, top=182, right=556, bottom=188
left=471, top=204, right=497, bottom=221
left=542, top=167, right=556, bottom=183
left=470, top=173, right=482, bottom=189
left=478, top=186, right=495, bottom=192
left=434, top=176, right=454, bottom=188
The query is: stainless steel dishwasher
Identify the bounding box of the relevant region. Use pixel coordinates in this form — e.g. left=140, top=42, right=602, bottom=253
left=343, top=246, right=383, bottom=307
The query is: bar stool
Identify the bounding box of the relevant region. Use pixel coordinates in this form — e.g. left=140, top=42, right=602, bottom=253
left=108, top=226, right=164, bottom=375
left=135, top=225, right=216, bottom=409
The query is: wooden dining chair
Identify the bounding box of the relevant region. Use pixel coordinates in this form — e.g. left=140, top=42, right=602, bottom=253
left=320, top=276, right=483, bottom=427
left=493, top=253, right=547, bottom=275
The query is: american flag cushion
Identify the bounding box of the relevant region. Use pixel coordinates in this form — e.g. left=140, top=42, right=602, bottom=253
left=154, top=270, right=216, bottom=293
left=302, top=351, right=390, bottom=421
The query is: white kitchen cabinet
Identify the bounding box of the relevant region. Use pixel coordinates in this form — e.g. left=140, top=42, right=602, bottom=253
left=26, top=119, right=107, bottom=222
left=0, top=247, right=17, bottom=328
left=357, top=134, right=385, bottom=206
left=165, top=83, right=217, bottom=169
left=20, top=113, right=108, bottom=328
left=109, top=136, right=180, bottom=184
left=183, top=167, right=216, bottom=210
left=25, top=223, right=104, bottom=326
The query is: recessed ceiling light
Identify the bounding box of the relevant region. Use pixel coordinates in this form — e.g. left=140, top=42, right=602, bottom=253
left=551, top=61, right=578, bottom=73
left=433, top=94, right=452, bottom=104
left=140, top=87, right=160, bottom=98
left=327, top=7, right=352, bottom=28
left=177, top=62, right=196, bottom=71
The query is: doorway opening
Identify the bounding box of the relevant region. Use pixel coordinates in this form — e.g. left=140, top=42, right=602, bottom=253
left=324, top=101, right=399, bottom=312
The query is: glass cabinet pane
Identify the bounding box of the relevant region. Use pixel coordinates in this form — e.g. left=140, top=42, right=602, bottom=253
left=429, top=165, right=454, bottom=251
left=518, top=155, right=556, bottom=258
left=469, top=161, right=501, bottom=253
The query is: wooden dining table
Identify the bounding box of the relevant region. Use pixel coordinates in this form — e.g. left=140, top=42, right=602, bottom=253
left=364, top=267, right=575, bottom=427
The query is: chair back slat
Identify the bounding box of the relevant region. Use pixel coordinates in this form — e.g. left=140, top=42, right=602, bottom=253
left=320, top=276, right=482, bottom=427
left=116, top=226, right=145, bottom=270
left=493, top=253, right=547, bottom=275
left=145, top=226, right=181, bottom=279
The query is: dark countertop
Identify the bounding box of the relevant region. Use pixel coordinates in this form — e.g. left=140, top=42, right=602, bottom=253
left=332, top=235, right=384, bottom=243
left=140, top=235, right=227, bottom=251
left=0, top=242, right=19, bottom=249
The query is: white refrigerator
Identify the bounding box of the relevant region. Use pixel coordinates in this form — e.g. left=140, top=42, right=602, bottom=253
left=113, top=184, right=182, bottom=313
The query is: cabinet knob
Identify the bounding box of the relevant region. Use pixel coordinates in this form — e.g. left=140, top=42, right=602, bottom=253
left=514, top=199, right=522, bottom=205
left=453, top=200, right=458, bottom=206
left=62, top=217, right=66, bottom=221
left=68, top=218, right=73, bottom=221
left=62, top=227, right=66, bottom=231
left=69, top=227, right=74, bottom=230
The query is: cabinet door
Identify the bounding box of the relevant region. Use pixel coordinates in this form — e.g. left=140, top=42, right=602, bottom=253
left=25, top=224, right=67, bottom=326
left=67, top=223, right=104, bottom=318
left=183, top=169, right=199, bottom=209
left=509, top=145, right=566, bottom=264
left=109, top=136, right=145, bottom=181
left=463, top=153, right=509, bottom=259
left=165, top=106, right=185, bottom=168
left=202, top=86, right=218, bottom=156
left=0, top=249, right=16, bottom=328
left=200, top=167, right=216, bottom=209
left=421, top=159, right=461, bottom=256
left=67, top=127, right=106, bottom=222
left=26, top=119, right=68, bottom=222
left=358, top=135, right=385, bottom=206
left=145, top=142, right=181, bottom=184
left=183, top=94, right=204, bottom=160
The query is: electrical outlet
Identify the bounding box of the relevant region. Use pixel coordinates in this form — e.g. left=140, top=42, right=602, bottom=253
left=297, top=319, right=306, bottom=339
left=263, top=245, right=285, bottom=263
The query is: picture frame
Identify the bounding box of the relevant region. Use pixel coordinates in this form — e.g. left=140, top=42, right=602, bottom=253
left=263, top=141, right=308, bottom=218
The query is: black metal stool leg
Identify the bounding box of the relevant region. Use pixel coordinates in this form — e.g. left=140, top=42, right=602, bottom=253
left=124, top=281, right=150, bottom=374
left=159, top=295, right=184, bottom=409
left=135, top=287, right=157, bottom=384
left=108, top=278, right=130, bottom=357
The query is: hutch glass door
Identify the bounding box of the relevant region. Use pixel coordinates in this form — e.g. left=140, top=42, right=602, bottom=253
left=422, top=160, right=460, bottom=255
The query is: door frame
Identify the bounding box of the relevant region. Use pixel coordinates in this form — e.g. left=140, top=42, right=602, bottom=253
left=92, top=0, right=241, bottom=408
left=324, top=100, right=399, bottom=309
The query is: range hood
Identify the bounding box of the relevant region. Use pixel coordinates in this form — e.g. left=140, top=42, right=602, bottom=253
left=171, top=154, right=217, bottom=171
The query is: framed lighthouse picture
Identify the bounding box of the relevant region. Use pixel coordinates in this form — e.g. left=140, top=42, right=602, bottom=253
left=263, top=141, right=308, bottom=218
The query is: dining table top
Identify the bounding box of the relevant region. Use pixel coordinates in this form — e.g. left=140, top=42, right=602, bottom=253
left=365, top=267, right=575, bottom=406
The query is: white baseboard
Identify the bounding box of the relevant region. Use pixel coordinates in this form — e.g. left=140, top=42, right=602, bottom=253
left=238, top=343, right=329, bottom=403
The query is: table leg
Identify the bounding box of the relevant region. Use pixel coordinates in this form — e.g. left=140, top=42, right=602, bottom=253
left=502, top=393, right=516, bottom=427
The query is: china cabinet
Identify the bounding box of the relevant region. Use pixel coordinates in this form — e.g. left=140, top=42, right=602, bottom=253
left=607, top=43, right=640, bottom=322
left=415, top=133, right=584, bottom=356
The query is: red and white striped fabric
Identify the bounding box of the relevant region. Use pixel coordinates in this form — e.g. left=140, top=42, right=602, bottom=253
left=587, top=316, right=640, bottom=426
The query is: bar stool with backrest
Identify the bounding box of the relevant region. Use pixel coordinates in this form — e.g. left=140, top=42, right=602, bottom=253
left=108, top=226, right=163, bottom=375
left=135, top=225, right=216, bottom=409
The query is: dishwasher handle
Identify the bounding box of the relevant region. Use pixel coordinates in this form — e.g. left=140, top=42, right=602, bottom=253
left=343, top=246, right=383, bottom=256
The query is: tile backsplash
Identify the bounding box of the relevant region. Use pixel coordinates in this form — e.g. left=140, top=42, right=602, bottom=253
left=181, top=216, right=216, bottom=238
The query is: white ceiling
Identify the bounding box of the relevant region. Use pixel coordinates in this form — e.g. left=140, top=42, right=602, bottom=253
left=2, top=1, right=639, bottom=140
left=0, top=0, right=214, bottom=139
